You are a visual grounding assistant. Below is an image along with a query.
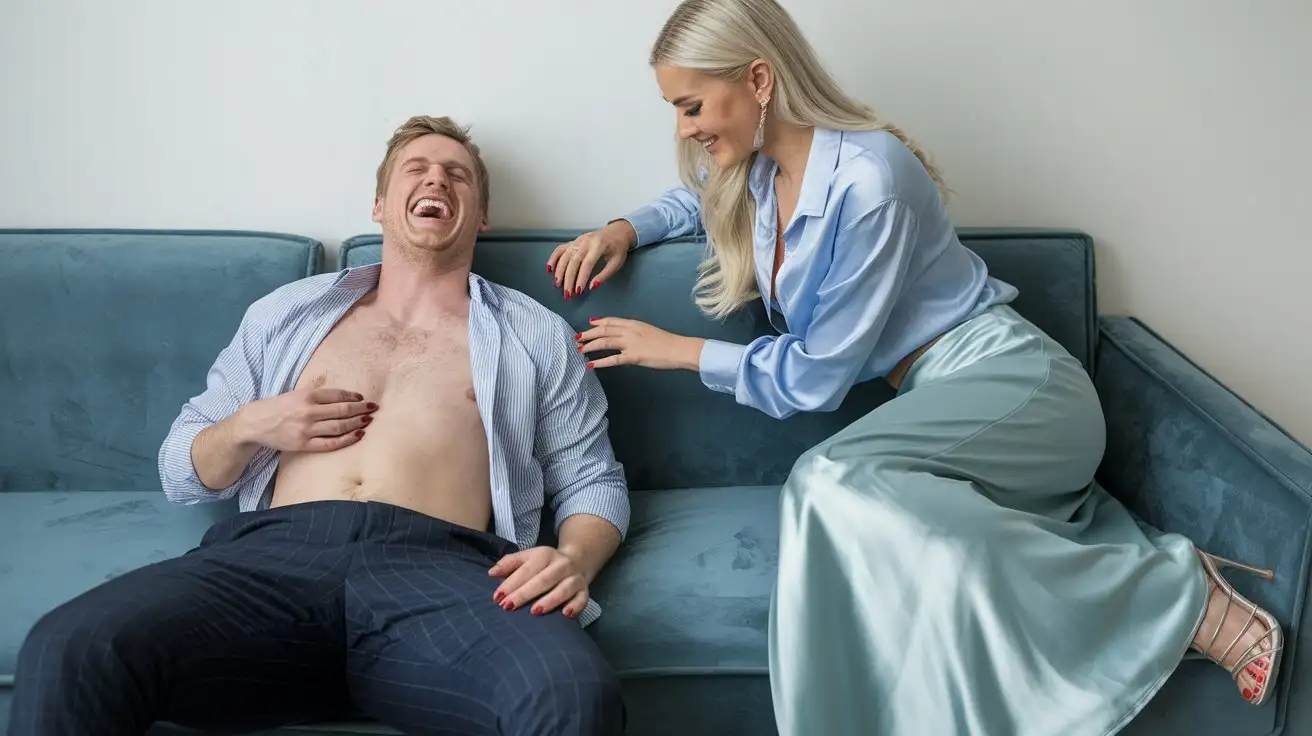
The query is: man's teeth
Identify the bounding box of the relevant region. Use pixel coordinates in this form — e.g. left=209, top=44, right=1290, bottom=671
left=411, top=198, right=452, bottom=219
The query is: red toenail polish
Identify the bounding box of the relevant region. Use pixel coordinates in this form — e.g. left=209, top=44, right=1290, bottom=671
left=1243, top=688, right=1252, bottom=700
left=1258, top=674, right=1265, bottom=683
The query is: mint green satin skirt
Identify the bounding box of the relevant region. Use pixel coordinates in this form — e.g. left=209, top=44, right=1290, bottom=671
left=768, top=305, right=1208, bottom=736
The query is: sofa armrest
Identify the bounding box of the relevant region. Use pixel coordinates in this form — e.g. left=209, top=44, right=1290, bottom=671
left=1094, top=316, right=1312, bottom=730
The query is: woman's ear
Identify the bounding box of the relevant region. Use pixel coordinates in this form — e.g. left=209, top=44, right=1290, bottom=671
left=748, top=59, right=774, bottom=103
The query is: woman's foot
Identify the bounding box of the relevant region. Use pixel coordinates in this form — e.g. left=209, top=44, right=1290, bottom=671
left=1190, top=551, right=1283, bottom=705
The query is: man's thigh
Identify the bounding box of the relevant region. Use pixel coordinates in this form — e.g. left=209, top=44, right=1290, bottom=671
left=11, top=504, right=356, bottom=733
left=345, top=526, right=623, bottom=736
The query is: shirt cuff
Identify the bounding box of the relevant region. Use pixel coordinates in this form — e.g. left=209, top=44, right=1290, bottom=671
left=699, top=339, right=745, bottom=395
left=554, top=482, right=631, bottom=541
left=616, top=206, right=668, bottom=249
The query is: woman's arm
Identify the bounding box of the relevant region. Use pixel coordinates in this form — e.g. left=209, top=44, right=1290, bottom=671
left=577, top=197, right=922, bottom=420
left=699, top=198, right=920, bottom=419
left=619, top=186, right=705, bottom=248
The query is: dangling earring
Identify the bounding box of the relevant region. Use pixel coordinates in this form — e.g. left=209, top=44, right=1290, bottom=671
left=753, top=96, right=770, bottom=151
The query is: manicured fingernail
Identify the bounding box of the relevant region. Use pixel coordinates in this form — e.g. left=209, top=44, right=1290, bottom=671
left=494, top=591, right=504, bottom=603
left=366, top=402, right=378, bottom=410
left=575, top=286, right=582, bottom=295
left=575, top=332, right=581, bottom=340
left=547, top=265, right=553, bottom=273
left=577, top=345, right=585, bottom=352
left=532, top=605, right=543, bottom=616
left=589, top=317, right=599, bottom=323
left=1244, top=688, right=1252, bottom=700
left=586, top=361, right=595, bottom=369
left=564, top=607, right=574, bottom=618
left=361, top=416, right=372, bottom=424
left=564, top=292, right=571, bottom=301
left=503, top=600, right=514, bottom=611
left=591, top=280, right=600, bottom=290
left=355, top=430, right=365, bottom=438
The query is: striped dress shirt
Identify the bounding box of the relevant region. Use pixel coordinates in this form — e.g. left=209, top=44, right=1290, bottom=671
left=157, top=262, right=630, bottom=626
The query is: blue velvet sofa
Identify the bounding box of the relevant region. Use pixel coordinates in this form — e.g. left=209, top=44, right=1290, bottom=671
left=1, top=227, right=1309, bottom=735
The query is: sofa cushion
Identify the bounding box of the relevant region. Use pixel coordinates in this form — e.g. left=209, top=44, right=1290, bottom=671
left=341, top=228, right=1095, bottom=492
left=0, top=492, right=238, bottom=678
left=0, top=229, right=322, bottom=492
left=0, top=486, right=779, bottom=735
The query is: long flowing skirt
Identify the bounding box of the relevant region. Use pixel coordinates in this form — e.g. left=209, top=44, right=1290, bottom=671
left=768, top=304, right=1207, bottom=736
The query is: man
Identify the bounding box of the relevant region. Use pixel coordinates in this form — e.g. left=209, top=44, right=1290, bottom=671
left=9, top=116, right=629, bottom=736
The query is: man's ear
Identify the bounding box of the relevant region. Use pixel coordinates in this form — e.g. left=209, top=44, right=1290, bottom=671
left=372, top=197, right=383, bottom=223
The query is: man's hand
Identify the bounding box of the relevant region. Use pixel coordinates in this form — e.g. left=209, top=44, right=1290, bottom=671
left=489, top=547, right=591, bottom=619
left=191, top=387, right=377, bottom=490
left=576, top=317, right=705, bottom=371
left=236, top=388, right=377, bottom=452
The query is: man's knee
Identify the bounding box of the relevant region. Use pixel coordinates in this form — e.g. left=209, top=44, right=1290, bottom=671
left=502, top=640, right=625, bottom=735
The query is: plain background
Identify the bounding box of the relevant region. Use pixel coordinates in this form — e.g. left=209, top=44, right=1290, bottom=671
left=1, top=0, right=1308, bottom=443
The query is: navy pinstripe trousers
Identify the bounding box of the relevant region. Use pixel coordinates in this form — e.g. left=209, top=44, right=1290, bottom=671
left=7, top=500, right=625, bottom=735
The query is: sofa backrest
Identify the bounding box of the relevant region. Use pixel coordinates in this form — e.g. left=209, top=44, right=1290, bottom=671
left=341, top=228, right=1096, bottom=491
left=0, top=230, right=322, bottom=492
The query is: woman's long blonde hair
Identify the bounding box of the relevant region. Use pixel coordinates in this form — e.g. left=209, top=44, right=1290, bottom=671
left=650, top=0, right=945, bottom=319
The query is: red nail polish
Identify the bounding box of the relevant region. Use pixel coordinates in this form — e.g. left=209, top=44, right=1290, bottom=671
left=1243, top=688, right=1252, bottom=700
left=586, top=362, right=595, bottom=369
left=503, top=600, right=514, bottom=611
left=591, top=280, right=600, bottom=290
left=565, top=292, right=571, bottom=301
left=564, top=607, right=574, bottom=618
left=577, top=345, right=584, bottom=352
left=366, top=402, right=378, bottom=410
left=354, top=430, right=365, bottom=438
left=532, top=605, right=542, bottom=616
left=494, top=591, right=504, bottom=603
left=575, top=333, right=581, bottom=340
left=589, top=317, right=599, bottom=323
left=575, top=286, right=582, bottom=296
left=547, top=265, right=553, bottom=273
left=361, top=416, right=372, bottom=424
left=1258, top=674, right=1265, bottom=684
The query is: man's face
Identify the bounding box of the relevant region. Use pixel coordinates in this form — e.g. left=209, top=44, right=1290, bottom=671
left=373, top=133, right=488, bottom=258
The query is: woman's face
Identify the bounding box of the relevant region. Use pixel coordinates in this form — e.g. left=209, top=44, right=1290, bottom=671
left=655, top=63, right=769, bottom=168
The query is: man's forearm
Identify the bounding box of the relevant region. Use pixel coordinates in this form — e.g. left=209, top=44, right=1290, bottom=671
left=557, top=513, right=623, bottom=584
left=191, top=409, right=261, bottom=491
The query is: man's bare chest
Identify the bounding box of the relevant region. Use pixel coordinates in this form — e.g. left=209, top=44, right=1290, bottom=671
left=295, top=311, right=478, bottom=410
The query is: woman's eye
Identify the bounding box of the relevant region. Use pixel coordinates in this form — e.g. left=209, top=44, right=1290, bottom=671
left=685, top=103, right=701, bottom=117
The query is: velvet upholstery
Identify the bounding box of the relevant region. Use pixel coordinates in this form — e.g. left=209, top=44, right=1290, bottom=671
left=0, top=230, right=322, bottom=492
left=2, top=228, right=1308, bottom=735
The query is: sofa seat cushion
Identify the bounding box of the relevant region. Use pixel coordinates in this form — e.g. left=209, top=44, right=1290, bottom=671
left=588, top=485, right=779, bottom=675
left=0, top=492, right=237, bottom=677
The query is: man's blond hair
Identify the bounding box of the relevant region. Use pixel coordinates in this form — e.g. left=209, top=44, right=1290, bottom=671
left=375, top=115, right=490, bottom=215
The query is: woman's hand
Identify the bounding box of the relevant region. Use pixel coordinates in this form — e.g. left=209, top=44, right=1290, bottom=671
left=577, top=317, right=704, bottom=371
left=547, top=221, right=637, bottom=300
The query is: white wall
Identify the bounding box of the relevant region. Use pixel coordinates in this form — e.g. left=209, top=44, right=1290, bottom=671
left=2, top=0, right=1308, bottom=442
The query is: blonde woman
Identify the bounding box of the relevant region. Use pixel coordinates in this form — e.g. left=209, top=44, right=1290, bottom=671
left=563, top=0, right=1282, bottom=733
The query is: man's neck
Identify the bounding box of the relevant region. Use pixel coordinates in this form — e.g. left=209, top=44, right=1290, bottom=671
left=374, top=245, right=472, bottom=326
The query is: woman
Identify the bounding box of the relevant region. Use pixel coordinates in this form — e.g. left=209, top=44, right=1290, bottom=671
left=556, top=1, right=1282, bottom=733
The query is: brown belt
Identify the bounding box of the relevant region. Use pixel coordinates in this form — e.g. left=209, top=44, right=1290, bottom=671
left=884, top=334, right=942, bottom=392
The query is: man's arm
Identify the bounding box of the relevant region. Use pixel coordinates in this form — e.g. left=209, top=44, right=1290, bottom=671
left=158, top=300, right=270, bottom=503
left=488, top=313, right=630, bottom=618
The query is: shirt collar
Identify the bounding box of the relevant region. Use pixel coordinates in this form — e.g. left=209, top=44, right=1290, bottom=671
left=747, top=126, right=843, bottom=219
left=330, top=262, right=501, bottom=309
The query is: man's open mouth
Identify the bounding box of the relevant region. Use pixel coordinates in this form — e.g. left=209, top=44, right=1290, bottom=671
left=410, top=197, right=454, bottom=221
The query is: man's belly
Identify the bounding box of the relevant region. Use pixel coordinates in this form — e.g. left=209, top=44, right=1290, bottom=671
left=270, top=412, right=493, bottom=533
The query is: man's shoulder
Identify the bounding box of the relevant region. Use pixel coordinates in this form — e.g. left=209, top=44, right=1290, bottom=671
left=240, top=270, right=350, bottom=330
left=478, top=278, right=574, bottom=337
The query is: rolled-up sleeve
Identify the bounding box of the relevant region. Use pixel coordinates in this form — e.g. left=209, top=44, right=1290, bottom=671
left=157, top=301, right=270, bottom=504
left=535, top=318, right=630, bottom=539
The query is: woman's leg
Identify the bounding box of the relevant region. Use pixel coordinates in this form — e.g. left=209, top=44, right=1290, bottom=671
left=768, top=311, right=1277, bottom=736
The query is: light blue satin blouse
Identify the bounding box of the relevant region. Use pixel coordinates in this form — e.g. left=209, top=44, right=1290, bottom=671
left=622, top=127, right=1018, bottom=419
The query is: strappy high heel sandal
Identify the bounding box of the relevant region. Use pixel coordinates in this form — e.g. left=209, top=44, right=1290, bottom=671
left=1195, top=550, right=1284, bottom=706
